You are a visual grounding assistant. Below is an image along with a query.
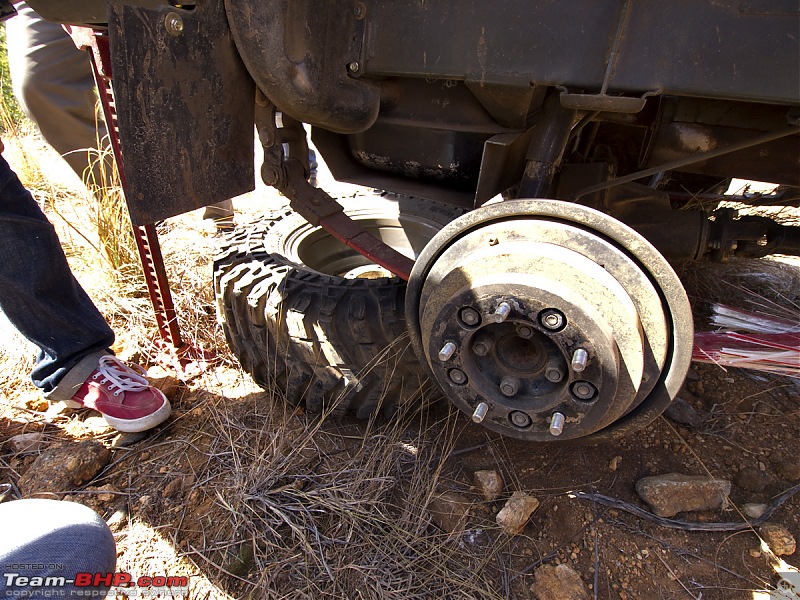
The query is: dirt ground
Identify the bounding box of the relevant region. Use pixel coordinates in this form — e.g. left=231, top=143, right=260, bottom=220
left=0, top=140, right=798, bottom=599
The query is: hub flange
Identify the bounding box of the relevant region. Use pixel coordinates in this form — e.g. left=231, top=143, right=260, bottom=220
left=406, top=200, right=693, bottom=443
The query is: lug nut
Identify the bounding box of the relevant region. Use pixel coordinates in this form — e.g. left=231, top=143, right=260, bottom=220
left=459, top=307, right=481, bottom=327
left=500, top=376, right=521, bottom=397
left=549, top=412, right=565, bottom=436
left=448, top=369, right=467, bottom=385
left=571, top=348, right=589, bottom=372
left=540, top=309, right=565, bottom=331
left=510, top=411, right=532, bottom=428
left=545, top=368, right=563, bottom=383
left=492, top=302, right=511, bottom=323
left=572, top=381, right=597, bottom=400
left=472, top=402, right=489, bottom=423
left=438, top=341, right=457, bottom=361
left=516, top=324, right=534, bottom=338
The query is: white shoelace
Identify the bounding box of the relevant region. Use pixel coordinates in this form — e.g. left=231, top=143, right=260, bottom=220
left=91, top=355, right=150, bottom=397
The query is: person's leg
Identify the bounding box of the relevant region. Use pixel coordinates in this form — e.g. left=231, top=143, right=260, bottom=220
left=0, top=153, right=115, bottom=393
left=6, top=3, right=113, bottom=191
left=0, top=499, right=117, bottom=598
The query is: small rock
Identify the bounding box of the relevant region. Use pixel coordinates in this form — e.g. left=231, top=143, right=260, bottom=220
left=428, top=492, right=473, bottom=533
left=147, top=367, right=182, bottom=400
left=664, top=397, right=703, bottom=428
left=9, top=432, right=46, bottom=453
left=163, top=477, right=184, bottom=499
left=635, top=473, right=731, bottom=518
left=112, top=430, right=150, bottom=448
left=17, top=440, right=112, bottom=496
left=608, top=456, right=623, bottom=472
left=742, top=503, right=768, bottom=519
left=496, top=491, right=539, bottom=535
left=760, top=523, right=796, bottom=556
left=23, top=394, right=49, bottom=412
left=473, top=470, right=503, bottom=502
left=735, top=467, right=773, bottom=493
left=87, top=484, right=119, bottom=503
left=685, top=368, right=701, bottom=382
left=776, top=462, right=800, bottom=482
left=106, top=509, right=128, bottom=533
left=531, top=564, right=588, bottom=600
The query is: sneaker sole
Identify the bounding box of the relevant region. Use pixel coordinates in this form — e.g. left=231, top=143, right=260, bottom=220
left=64, top=392, right=172, bottom=433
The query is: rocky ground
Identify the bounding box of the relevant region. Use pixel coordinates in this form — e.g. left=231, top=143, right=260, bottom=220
left=0, top=139, right=798, bottom=599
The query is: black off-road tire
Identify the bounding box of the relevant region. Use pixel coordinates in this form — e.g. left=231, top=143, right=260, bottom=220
left=213, top=194, right=464, bottom=417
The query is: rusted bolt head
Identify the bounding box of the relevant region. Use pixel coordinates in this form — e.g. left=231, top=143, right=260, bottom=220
left=540, top=309, right=565, bottom=331
left=448, top=369, right=467, bottom=385
left=572, top=381, right=597, bottom=401
left=510, top=411, right=532, bottom=428
left=164, top=12, right=184, bottom=36
left=459, top=307, right=481, bottom=327
left=500, top=376, right=521, bottom=397
left=353, top=2, right=366, bottom=19
left=516, top=324, right=534, bottom=339
left=544, top=368, right=563, bottom=383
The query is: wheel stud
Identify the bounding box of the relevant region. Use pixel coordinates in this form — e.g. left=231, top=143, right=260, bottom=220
left=459, top=307, right=481, bottom=327
left=540, top=309, right=565, bottom=331
left=438, top=342, right=457, bottom=361
left=549, top=412, right=565, bottom=436
left=491, top=301, right=511, bottom=323
left=572, top=381, right=597, bottom=400
left=500, top=376, right=521, bottom=397
left=571, top=348, right=589, bottom=372
left=448, top=368, right=468, bottom=385
left=510, top=411, right=532, bottom=428
left=472, top=402, right=489, bottom=423
left=545, top=368, right=563, bottom=383
left=516, top=324, right=534, bottom=338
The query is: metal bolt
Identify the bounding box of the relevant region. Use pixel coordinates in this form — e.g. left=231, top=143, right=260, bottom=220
left=510, top=411, right=532, bottom=428
left=353, top=2, right=366, bottom=19
left=472, top=402, right=489, bottom=423
left=348, top=61, right=360, bottom=73
left=549, top=412, right=565, bottom=436
left=472, top=339, right=491, bottom=356
left=164, top=12, right=184, bottom=36
left=492, top=302, right=511, bottom=323
left=540, top=309, right=565, bottom=331
left=572, top=381, right=597, bottom=400
left=438, top=341, right=457, bottom=361
left=459, top=307, right=481, bottom=327
left=545, top=368, right=563, bottom=383
left=448, top=369, right=467, bottom=385
left=571, top=348, right=589, bottom=372
left=516, top=324, right=534, bottom=338
left=500, top=376, right=521, bottom=397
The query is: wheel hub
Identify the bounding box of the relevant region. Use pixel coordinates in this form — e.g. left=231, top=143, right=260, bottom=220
left=406, top=200, right=693, bottom=443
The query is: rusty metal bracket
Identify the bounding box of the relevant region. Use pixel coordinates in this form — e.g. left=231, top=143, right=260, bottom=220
left=255, top=100, right=415, bottom=281
left=68, top=27, right=215, bottom=378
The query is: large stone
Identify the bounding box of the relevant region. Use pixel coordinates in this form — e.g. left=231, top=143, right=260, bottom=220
left=428, top=492, right=473, bottom=533
left=531, top=564, right=588, bottom=600
left=496, top=491, right=539, bottom=535
left=734, top=466, right=773, bottom=493
left=760, top=524, right=796, bottom=556
left=17, top=440, right=112, bottom=497
left=635, top=473, right=731, bottom=518
left=473, top=470, right=503, bottom=502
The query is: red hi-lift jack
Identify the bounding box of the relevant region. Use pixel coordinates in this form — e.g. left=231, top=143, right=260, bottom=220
left=68, top=26, right=215, bottom=379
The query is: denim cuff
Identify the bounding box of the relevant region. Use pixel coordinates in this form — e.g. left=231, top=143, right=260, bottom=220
left=45, top=350, right=110, bottom=402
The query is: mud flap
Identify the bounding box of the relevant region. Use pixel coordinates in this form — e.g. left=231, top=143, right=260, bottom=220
left=109, top=0, right=254, bottom=225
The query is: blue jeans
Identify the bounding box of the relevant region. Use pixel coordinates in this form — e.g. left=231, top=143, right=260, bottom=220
left=0, top=154, right=114, bottom=399
left=0, top=499, right=117, bottom=598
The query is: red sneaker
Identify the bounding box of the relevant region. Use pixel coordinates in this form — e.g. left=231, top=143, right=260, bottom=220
left=66, top=356, right=171, bottom=433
